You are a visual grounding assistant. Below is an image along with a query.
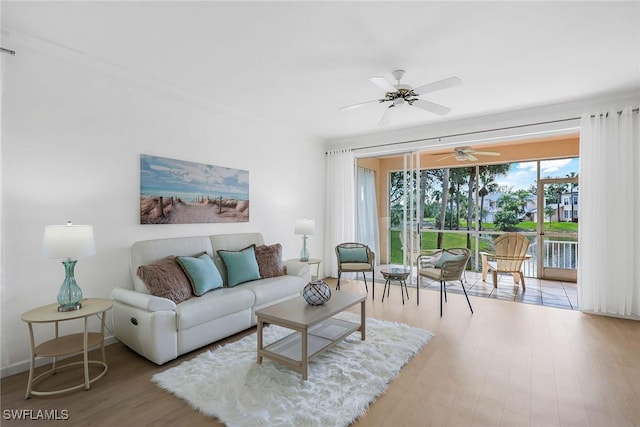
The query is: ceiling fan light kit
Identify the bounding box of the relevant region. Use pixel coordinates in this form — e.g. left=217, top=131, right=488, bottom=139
left=342, top=69, right=462, bottom=125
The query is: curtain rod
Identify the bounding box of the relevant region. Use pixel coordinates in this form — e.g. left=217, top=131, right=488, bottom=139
left=346, top=116, right=581, bottom=153
left=326, top=107, right=639, bottom=154
left=590, top=107, right=639, bottom=118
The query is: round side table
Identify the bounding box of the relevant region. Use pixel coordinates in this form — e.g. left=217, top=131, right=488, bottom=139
left=381, top=268, right=411, bottom=304
left=21, top=298, right=112, bottom=399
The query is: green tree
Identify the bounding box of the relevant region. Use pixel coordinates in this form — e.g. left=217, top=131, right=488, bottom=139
left=437, top=168, right=450, bottom=248
left=494, top=210, right=519, bottom=231
left=477, top=164, right=511, bottom=228
left=544, top=205, right=556, bottom=222
left=545, top=182, right=568, bottom=223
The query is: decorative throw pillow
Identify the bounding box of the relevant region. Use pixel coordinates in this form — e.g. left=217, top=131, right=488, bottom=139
left=255, top=243, right=286, bottom=278
left=177, top=253, right=223, bottom=296
left=137, top=256, right=194, bottom=304
left=217, top=245, right=261, bottom=287
left=419, top=252, right=441, bottom=269
left=338, top=247, right=369, bottom=263
left=434, top=251, right=465, bottom=268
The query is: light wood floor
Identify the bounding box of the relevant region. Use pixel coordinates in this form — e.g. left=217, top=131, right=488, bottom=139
left=2, top=278, right=639, bottom=426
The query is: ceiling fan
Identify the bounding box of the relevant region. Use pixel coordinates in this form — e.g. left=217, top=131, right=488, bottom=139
left=432, top=146, right=501, bottom=162
left=341, top=69, right=461, bottom=126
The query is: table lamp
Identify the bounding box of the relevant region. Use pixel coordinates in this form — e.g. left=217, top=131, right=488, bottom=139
left=294, top=218, right=315, bottom=262
left=42, top=221, right=96, bottom=312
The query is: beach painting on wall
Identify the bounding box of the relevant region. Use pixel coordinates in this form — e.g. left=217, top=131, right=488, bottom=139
left=140, top=154, right=249, bottom=224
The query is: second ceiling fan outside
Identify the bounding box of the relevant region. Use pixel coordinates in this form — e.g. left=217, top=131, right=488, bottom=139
left=432, top=146, right=501, bottom=162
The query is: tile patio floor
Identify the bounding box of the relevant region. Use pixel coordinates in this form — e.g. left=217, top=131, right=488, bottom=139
left=374, top=267, right=579, bottom=310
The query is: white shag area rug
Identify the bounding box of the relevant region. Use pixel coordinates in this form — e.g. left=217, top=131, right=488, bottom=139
left=152, top=312, right=433, bottom=427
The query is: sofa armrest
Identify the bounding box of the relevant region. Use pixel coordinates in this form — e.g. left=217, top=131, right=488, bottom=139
left=111, top=287, right=176, bottom=312
left=284, top=260, right=311, bottom=282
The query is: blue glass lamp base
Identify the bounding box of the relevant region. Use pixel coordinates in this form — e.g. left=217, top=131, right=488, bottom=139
left=299, top=235, right=309, bottom=262
left=57, top=259, right=83, bottom=312
left=58, top=302, right=82, bottom=312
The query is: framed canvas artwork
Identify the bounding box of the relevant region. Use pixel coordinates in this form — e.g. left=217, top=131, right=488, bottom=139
left=140, top=154, right=249, bottom=224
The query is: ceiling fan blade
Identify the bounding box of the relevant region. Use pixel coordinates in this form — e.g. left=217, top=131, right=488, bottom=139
left=339, top=99, right=382, bottom=110
left=466, top=154, right=479, bottom=161
left=435, top=153, right=456, bottom=161
left=369, top=76, right=397, bottom=93
left=378, top=105, right=395, bottom=126
left=412, top=77, right=462, bottom=95
left=411, top=99, right=451, bottom=116
left=471, top=151, right=501, bottom=156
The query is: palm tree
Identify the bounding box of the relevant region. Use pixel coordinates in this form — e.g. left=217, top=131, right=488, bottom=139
left=515, top=189, right=531, bottom=218
left=545, top=182, right=568, bottom=222
left=477, top=164, right=510, bottom=230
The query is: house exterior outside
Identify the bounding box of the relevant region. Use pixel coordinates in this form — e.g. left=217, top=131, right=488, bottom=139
left=482, top=190, right=578, bottom=224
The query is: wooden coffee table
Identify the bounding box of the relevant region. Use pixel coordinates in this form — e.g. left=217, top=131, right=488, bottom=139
left=256, top=290, right=366, bottom=380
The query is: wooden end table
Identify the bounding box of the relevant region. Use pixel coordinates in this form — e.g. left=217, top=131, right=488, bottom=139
left=21, top=298, right=112, bottom=399
left=288, top=258, right=321, bottom=281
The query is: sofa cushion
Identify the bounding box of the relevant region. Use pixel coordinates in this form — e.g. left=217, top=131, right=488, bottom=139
left=255, top=243, right=286, bottom=278
left=175, top=287, right=255, bottom=331
left=217, top=245, right=261, bottom=287
left=177, top=253, right=223, bottom=296
left=236, top=275, right=305, bottom=307
left=136, top=256, right=194, bottom=304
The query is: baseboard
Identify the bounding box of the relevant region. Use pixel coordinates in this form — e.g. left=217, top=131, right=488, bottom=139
left=0, top=335, right=120, bottom=379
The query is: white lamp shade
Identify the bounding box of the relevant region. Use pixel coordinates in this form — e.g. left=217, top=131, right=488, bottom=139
left=294, top=218, right=315, bottom=235
left=43, top=223, right=96, bottom=260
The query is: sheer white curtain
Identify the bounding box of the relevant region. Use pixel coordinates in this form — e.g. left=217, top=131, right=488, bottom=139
left=356, top=167, right=380, bottom=264
left=325, top=148, right=355, bottom=277
left=579, top=107, right=639, bottom=318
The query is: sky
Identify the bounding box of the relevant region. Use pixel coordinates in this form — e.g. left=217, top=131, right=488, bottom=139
left=495, top=158, right=579, bottom=191
left=140, top=154, right=250, bottom=200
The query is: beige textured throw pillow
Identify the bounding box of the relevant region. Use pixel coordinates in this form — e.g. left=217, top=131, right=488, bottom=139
left=137, top=256, right=194, bottom=304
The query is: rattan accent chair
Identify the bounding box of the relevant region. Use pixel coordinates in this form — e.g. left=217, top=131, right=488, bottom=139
left=417, top=247, right=473, bottom=316
left=335, top=242, right=375, bottom=296
left=480, top=232, right=531, bottom=290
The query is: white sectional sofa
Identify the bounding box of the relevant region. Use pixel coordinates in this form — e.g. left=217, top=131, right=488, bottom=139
left=111, top=232, right=310, bottom=365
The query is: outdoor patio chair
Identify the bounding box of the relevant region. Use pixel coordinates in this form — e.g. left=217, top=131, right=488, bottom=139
left=335, top=242, right=375, bottom=296
left=480, top=232, right=531, bottom=290
left=417, top=247, right=473, bottom=316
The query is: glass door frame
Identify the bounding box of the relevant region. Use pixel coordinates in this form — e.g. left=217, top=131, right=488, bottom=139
left=400, top=152, right=421, bottom=281
left=537, top=176, right=579, bottom=281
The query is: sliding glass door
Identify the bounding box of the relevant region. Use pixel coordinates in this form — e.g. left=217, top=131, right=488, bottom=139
left=537, top=176, right=579, bottom=281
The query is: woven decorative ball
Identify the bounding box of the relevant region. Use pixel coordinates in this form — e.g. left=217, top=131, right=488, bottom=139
left=302, top=280, right=332, bottom=305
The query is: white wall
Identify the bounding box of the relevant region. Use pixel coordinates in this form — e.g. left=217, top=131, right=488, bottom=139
left=0, top=33, right=325, bottom=376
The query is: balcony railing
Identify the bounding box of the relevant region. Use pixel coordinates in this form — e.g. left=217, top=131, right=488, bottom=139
left=522, top=240, right=578, bottom=277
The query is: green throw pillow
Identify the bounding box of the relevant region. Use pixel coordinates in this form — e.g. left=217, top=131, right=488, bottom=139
left=177, top=253, right=223, bottom=296
left=338, top=247, right=369, bottom=263
left=217, top=245, right=261, bottom=287
left=434, top=251, right=465, bottom=268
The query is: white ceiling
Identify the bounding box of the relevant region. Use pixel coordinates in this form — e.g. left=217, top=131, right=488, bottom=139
left=3, top=1, right=639, bottom=140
